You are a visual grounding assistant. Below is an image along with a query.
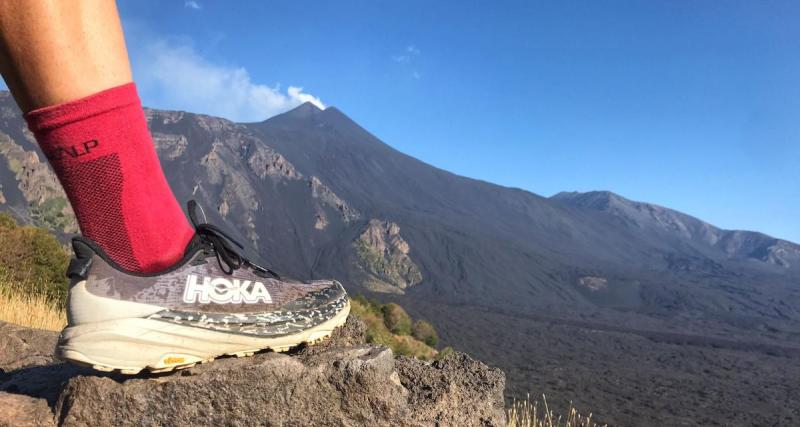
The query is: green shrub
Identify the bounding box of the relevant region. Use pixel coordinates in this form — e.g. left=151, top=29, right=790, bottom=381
left=352, top=294, right=382, bottom=316
left=381, top=303, right=412, bottom=335
left=350, top=295, right=439, bottom=360
left=436, top=346, right=455, bottom=359
left=0, top=213, right=69, bottom=306
left=0, top=214, right=15, bottom=228
left=392, top=338, right=414, bottom=357
left=412, top=319, right=439, bottom=347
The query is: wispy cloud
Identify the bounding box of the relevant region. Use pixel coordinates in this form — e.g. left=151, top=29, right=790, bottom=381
left=392, top=45, right=422, bottom=80
left=391, top=45, right=421, bottom=64
left=184, top=1, right=201, bottom=10
left=131, top=38, right=324, bottom=122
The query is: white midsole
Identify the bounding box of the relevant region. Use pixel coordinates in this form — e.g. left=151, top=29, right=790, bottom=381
left=56, top=301, right=350, bottom=371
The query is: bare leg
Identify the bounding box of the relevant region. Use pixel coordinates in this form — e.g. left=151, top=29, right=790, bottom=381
left=0, top=0, right=194, bottom=273
left=0, top=0, right=131, bottom=112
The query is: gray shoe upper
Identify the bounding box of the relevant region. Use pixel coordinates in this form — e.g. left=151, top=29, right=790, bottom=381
left=68, top=237, right=348, bottom=337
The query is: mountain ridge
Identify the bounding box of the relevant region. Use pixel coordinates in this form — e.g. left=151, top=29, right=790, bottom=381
left=552, top=190, right=800, bottom=268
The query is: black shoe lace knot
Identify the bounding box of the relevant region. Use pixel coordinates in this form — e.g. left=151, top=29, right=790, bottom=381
left=188, top=200, right=280, bottom=279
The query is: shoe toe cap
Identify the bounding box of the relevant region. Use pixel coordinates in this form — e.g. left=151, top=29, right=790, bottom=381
left=282, top=279, right=347, bottom=311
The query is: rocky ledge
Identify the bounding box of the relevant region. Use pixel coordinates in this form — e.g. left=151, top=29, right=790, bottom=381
left=0, top=318, right=506, bottom=426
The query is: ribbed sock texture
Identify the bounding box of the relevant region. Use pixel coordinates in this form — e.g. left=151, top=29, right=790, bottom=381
left=25, top=83, right=194, bottom=273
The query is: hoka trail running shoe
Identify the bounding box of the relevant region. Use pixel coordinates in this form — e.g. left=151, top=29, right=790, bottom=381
left=55, top=201, right=350, bottom=374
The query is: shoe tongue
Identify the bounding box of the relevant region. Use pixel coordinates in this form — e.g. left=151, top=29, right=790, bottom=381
left=183, top=229, right=279, bottom=277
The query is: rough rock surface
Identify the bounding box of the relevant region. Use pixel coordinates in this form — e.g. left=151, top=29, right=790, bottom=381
left=0, top=322, right=63, bottom=427
left=0, top=392, right=53, bottom=427
left=309, top=176, right=360, bottom=228
left=0, top=322, right=59, bottom=371
left=0, top=319, right=505, bottom=427
left=0, top=131, right=76, bottom=232
left=354, top=219, right=422, bottom=294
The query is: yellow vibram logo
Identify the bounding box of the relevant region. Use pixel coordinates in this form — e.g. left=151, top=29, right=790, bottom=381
left=163, top=357, right=185, bottom=365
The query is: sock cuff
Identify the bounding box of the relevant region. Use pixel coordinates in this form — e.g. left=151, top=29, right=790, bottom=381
left=24, top=82, right=140, bottom=133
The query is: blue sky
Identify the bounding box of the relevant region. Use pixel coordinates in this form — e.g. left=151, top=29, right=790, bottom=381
left=15, top=1, right=800, bottom=242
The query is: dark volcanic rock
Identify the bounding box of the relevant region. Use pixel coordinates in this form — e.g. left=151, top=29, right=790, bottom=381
left=0, top=319, right=505, bottom=427
left=0, top=323, right=60, bottom=427
left=0, top=322, right=58, bottom=372
left=396, top=353, right=506, bottom=426
left=0, top=392, right=53, bottom=427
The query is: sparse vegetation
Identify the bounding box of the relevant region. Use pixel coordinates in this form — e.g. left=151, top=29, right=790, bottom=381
left=506, top=395, right=605, bottom=427
left=354, top=226, right=422, bottom=292
left=350, top=294, right=439, bottom=359
left=412, top=319, right=439, bottom=346
left=0, top=276, right=66, bottom=331
left=30, top=197, right=75, bottom=232
left=0, top=212, right=70, bottom=307
left=437, top=346, right=455, bottom=358
left=0, top=213, right=69, bottom=330
left=381, top=302, right=412, bottom=335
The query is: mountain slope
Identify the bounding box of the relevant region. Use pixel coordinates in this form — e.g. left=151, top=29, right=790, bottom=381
left=2, top=93, right=799, bottom=425
left=243, top=103, right=800, bottom=322
left=553, top=190, right=800, bottom=270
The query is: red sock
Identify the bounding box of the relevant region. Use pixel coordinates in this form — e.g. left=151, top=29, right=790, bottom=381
left=25, top=83, right=194, bottom=273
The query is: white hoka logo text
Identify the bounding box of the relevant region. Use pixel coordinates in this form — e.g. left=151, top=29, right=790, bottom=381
left=182, top=274, right=272, bottom=304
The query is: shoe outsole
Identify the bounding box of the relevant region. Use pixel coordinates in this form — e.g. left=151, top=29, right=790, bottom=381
left=57, top=302, right=350, bottom=375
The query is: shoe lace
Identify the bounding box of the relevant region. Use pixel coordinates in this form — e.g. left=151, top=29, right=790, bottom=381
left=187, top=200, right=280, bottom=279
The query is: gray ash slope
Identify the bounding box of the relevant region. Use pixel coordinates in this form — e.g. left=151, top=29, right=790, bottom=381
left=2, top=92, right=800, bottom=425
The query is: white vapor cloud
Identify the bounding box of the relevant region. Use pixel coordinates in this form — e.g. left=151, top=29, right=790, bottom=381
left=391, top=45, right=423, bottom=80
left=184, top=1, right=201, bottom=10
left=391, top=45, right=421, bottom=64
left=132, top=39, right=325, bottom=122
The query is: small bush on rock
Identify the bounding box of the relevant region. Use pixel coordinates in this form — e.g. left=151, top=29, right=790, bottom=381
left=350, top=295, right=439, bottom=359
left=412, top=320, right=439, bottom=346
left=382, top=303, right=413, bottom=335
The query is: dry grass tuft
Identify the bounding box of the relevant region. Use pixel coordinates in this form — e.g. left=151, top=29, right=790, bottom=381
left=507, top=395, right=605, bottom=427
left=0, top=277, right=66, bottom=331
